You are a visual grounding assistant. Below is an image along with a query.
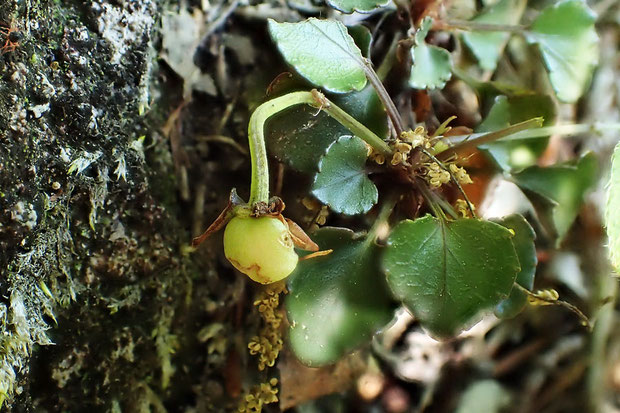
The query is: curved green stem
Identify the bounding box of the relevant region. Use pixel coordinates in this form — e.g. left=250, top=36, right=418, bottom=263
left=248, top=90, right=392, bottom=205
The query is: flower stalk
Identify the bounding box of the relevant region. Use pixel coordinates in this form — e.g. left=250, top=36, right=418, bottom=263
left=247, top=90, right=392, bottom=205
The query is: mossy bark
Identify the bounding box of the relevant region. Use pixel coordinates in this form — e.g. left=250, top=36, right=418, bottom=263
left=0, top=1, right=248, bottom=411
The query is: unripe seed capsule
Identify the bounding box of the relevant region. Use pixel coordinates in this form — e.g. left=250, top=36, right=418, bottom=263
left=224, top=216, right=298, bottom=284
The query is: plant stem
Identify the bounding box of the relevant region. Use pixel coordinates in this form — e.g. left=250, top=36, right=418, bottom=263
left=247, top=90, right=392, bottom=205
left=363, top=60, right=404, bottom=136
left=444, top=122, right=620, bottom=155
left=416, top=179, right=448, bottom=221
left=438, top=19, right=527, bottom=34
left=496, top=122, right=620, bottom=140
left=513, top=284, right=591, bottom=329
left=316, top=91, right=393, bottom=155
left=440, top=118, right=543, bottom=155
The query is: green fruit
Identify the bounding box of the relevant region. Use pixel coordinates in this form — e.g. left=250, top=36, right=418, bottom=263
left=224, top=216, right=298, bottom=284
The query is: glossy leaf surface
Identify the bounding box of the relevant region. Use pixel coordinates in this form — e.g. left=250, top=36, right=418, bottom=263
left=383, top=216, right=520, bottom=338
left=528, top=0, right=598, bottom=103
left=462, top=0, right=526, bottom=72
left=493, top=214, right=537, bottom=319
left=312, top=136, right=378, bottom=215
left=409, top=18, right=452, bottom=90
left=268, top=18, right=367, bottom=93
left=327, top=0, right=390, bottom=14
left=287, top=228, right=394, bottom=366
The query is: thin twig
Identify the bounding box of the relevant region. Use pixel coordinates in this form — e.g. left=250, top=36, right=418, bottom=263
left=513, top=284, right=591, bottom=330
left=415, top=178, right=449, bottom=221
left=363, top=60, right=404, bottom=137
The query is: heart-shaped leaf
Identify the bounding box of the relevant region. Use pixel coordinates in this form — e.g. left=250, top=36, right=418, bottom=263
left=266, top=84, right=389, bottom=173
left=512, top=152, right=597, bottom=246
left=409, top=17, right=452, bottom=90
left=462, top=0, right=527, bottom=72
left=312, top=135, right=378, bottom=215
left=493, top=214, right=537, bottom=319
left=605, top=142, right=620, bottom=272
left=327, top=0, right=390, bottom=13
left=477, top=94, right=557, bottom=171
left=528, top=0, right=599, bottom=103
left=286, top=227, right=395, bottom=366
left=383, top=216, right=520, bottom=339
left=268, top=18, right=367, bottom=93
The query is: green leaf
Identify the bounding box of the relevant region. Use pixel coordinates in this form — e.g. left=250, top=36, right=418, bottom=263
left=493, top=214, right=537, bottom=319
left=287, top=227, right=395, bottom=366
left=383, top=216, right=520, bottom=339
left=268, top=18, right=367, bottom=93
left=605, top=142, right=620, bottom=272
left=477, top=94, right=557, bottom=171
left=348, top=25, right=372, bottom=57
left=327, top=0, right=390, bottom=13
left=462, top=0, right=527, bottom=72
left=266, top=85, right=388, bottom=173
left=512, top=152, right=597, bottom=246
left=312, top=136, right=378, bottom=215
left=528, top=0, right=599, bottom=103
left=409, top=17, right=452, bottom=90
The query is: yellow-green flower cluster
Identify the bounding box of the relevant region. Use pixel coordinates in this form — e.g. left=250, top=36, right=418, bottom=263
left=400, top=126, right=428, bottom=148
left=528, top=289, right=559, bottom=306
left=426, top=162, right=473, bottom=189
left=248, top=283, right=286, bottom=371
left=238, top=378, right=279, bottom=412
left=449, top=164, right=473, bottom=185
left=455, top=199, right=475, bottom=218
left=390, top=142, right=412, bottom=166
left=427, top=163, right=451, bottom=188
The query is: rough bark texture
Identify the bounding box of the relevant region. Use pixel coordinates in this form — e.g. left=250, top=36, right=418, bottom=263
left=0, top=1, right=249, bottom=410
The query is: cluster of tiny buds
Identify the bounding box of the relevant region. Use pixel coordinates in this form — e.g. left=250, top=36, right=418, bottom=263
left=449, top=164, right=473, bottom=185
left=529, top=288, right=560, bottom=305
left=302, top=198, right=329, bottom=230
left=369, top=126, right=435, bottom=166
left=455, top=199, right=475, bottom=218
left=427, top=163, right=451, bottom=188
left=426, top=162, right=473, bottom=189
left=238, top=378, right=279, bottom=412
left=390, top=142, right=412, bottom=165
left=400, top=126, right=428, bottom=148
left=248, top=283, right=286, bottom=371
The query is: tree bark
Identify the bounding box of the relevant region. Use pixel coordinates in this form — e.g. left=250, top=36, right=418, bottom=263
left=0, top=1, right=246, bottom=410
